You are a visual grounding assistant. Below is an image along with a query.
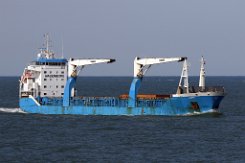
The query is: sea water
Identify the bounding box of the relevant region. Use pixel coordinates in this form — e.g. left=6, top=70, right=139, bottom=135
left=0, top=77, right=244, bottom=162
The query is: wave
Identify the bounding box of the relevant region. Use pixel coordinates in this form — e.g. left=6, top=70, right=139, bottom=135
left=0, top=108, right=222, bottom=116
left=180, top=109, right=222, bottom=117
left=0, top=108, right=26, bottom=113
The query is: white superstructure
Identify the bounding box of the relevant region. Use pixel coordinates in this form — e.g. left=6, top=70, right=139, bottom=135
left=19, top=34, right=68, bottom=98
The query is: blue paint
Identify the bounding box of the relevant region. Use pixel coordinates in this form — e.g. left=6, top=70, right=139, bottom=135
left=128, top=77, right=142, bottom=107
left=20, top=95, right=224, bottom=115
left=63, top=77, right=77, bottom=107
left=36, top=58, right=67, bottom=63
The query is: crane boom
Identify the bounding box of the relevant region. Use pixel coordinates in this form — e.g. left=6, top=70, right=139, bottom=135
left=135, top=57, right=185, bottom=65
left=69, top=58, right=115, bottom=66
left=68, top=58, right=115, bottom=77
left=134, top=57, right=186, bottom=77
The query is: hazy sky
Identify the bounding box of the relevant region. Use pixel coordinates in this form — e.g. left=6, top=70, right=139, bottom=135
left=0, top=0, right=244, bottom=76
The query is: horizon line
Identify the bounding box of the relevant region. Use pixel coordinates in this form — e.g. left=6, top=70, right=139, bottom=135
left=0, top=75, right=245, bottom=77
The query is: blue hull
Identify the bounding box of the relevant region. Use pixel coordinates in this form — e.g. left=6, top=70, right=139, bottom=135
left=20, top=95, right=224, bottom=115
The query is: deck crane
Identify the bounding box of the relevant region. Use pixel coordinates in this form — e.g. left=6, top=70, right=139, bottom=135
left=63, top=58, right=115, bottom=106
left=128, top=57, right=186, bottom=107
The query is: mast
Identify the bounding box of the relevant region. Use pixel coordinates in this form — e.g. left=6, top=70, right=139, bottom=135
left=42, top=33, right=54, bottom=59
left=177, top=58, right=189, bottom=94
left=199, top=56, right=206, bottom=90
left=46, top=33, right=49, bottom=53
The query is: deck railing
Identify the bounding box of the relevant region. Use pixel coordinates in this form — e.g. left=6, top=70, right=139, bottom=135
left=36, top=86, right=224, bottom=107
left=39, top=96, right=170, bottom=108
left=189, top=86, right=225, bottom=93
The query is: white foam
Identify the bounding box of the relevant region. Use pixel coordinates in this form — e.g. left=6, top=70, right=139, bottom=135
left=0, top=108, right=26, bottom=113
left=180, top=109, right=221, bottom=116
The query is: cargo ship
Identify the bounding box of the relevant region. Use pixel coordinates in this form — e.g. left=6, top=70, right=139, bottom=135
left=19, top=34, right=225, bottom=115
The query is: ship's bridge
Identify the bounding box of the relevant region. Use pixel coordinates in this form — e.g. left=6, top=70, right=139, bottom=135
left=32, top=58, right=67, bottom=66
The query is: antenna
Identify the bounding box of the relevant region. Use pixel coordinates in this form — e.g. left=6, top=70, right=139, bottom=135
left=61, top=36, right=64, bottom=58
left=43, top=33, right=50, bottom=53
left=43, top=33, right=54, bottom=59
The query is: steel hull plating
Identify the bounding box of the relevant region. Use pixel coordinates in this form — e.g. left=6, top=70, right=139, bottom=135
left=19, top=36, right=225, bottom=116
left=20, top=95, right=224, bottom=115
